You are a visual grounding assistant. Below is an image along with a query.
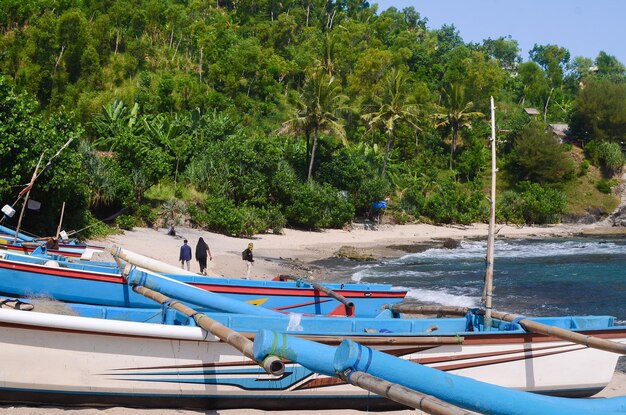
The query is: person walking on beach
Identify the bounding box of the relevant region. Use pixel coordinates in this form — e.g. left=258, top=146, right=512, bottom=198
left=195, top=237, right=212, bottom=275
left=179, top=239, right=192, bottom=271
left=242, top=242, right=254, bottom=279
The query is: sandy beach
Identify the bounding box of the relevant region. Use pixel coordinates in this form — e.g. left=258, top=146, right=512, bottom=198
left=4, top=221, right=626, bottom=414
left=92, top=221, right=623, bottom=282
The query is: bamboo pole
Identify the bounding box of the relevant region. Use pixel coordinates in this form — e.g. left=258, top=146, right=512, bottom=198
left=482, top=95, right=497, bottom=330
left=337, top=370, right=474, bottom=415
left=13, top=154, right=44, bottom=244
left=383, top=304, right=470, bottom=317
left=131, top=284, right=285, bottom=375
left=295, top=334, right=464, bottom=345
left=278, top=274, right=354, bottom=315
left=383, top=303, right=626, bottom=354
left=489, top=310, right=626, bottom=355
left=55, top=202, right=66, bottom=240
left=239, top=331, right=463, bottom=345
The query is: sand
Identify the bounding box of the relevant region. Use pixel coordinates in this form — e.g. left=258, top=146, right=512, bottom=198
left=4, top=221, right=626, bottom=414
left=90, top=221, right=620, bottom=281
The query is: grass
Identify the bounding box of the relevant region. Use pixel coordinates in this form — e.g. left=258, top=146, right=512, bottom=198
left=144, top=181, right=207, bottom=204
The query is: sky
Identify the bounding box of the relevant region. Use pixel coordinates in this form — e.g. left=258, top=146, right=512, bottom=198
left=372, top=0, right=626, bottom=65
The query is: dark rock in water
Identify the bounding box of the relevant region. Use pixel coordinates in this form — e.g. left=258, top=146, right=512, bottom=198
left=442, top=238, right=460, bottom=249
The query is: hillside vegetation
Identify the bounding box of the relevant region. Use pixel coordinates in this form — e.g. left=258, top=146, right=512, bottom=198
left=0, top=1, right=625, bottom=237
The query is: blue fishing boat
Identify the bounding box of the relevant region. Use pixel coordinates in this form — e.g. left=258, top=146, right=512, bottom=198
left=254, top=331, right=626, bottom=414
left=0, top=224, right=105, bottom=258
left=0, top=248, right=407, bottom=317
left=0, top=282, right=624, bottom=410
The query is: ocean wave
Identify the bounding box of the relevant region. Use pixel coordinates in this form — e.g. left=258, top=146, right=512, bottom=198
left=402, top=287, right=480, bottom=308
left=391, top=239, right=626, bottom=263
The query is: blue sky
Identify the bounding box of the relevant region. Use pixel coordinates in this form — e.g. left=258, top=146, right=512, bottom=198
left=372, top=0, right=626, bottom=64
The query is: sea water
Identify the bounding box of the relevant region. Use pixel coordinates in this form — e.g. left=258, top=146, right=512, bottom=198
left=350, top=237, right=626, bottom=324
left=350, top=236, right=626, bottom=372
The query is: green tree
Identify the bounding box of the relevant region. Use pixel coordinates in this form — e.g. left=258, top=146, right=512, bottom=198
left=362, top=69, right=421, bottom=177
left=283, top=69, right=348, bottom=181
left=570, top=78, right=626, bottom=144
left=529, top=44, right=570, bottom=88
left=507, top=124, right=575, bottom=185
left=433, top=83, right=484, bottom=169
left=595, top=51, right=626, bottom=78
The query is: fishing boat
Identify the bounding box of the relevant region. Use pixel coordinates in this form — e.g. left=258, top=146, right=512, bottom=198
left=0, top=292, right=624, bottom=410
left=253, top=331, right=626, bottom=414
left=0, top=224, right=105, bottom=258
left=0, top=248, right=407, bottom=317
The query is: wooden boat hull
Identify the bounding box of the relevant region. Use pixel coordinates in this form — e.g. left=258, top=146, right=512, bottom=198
left=0, top=251, right=406, bottom=316
left=0, top=308, right=623, bottom=409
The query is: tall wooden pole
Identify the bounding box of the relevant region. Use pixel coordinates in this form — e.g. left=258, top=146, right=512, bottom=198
left=55, top=202, right=66, bottom=239
left=482, top=96, right=497, bottom=330
left=13, top=154, right=44, bottom=244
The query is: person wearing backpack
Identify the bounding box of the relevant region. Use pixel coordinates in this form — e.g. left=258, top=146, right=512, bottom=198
left=242, top=243, right=254, bottom=279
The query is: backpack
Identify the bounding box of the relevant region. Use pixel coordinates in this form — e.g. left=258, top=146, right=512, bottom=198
left=242, top=249, right=247, bottom=260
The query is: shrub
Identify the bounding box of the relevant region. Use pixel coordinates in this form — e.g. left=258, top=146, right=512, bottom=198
left=286, top=183, right=354, bottom=230
left=421, top=179, right=486, bottom=224
left=596, top=178, right=619, bottom=194
left=497, top=191, right=525, bottom=224
left=598, top=141, right=624, bottom=175
left=499, top=182, right=567, bottom=224
left=116, top=214, right=137, bottom=230
left=399, top=187, right=426, bottom=218
left=135, top=204, right=157, bottom=227
left=579, top=159, right=590, bottom=177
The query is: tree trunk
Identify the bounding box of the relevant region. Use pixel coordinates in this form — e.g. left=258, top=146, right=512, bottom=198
left=307, top=128, right=319, bottom=182
left=305, top=131, right=311, bottom=177
left=54, top=45, right=65, bottom=74
left=449, top=129, right=458, bottom=170
left=306, top=3, right=310, bottom=27
left=544, top=87, right=554, bottom=122
left=199, top=46, right=203, bottom=81
left=381, top=131, right=393, bottom=177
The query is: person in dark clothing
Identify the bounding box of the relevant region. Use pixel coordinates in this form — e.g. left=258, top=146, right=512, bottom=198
left=179, top=239, right=192, bottom=271
left=242, top=242, right=254, bottom=279
left=195, top=237, right=212, bottom=275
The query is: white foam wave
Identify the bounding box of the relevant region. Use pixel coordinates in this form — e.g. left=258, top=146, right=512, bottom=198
left=393, top=239, right=626, bottom=263
left=402, top=287, right=480, bottom=308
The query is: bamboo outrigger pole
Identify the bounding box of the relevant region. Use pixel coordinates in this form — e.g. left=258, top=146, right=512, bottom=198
left=381, top=303, right=626, bottom=355
left=132, top=284, right=286, bottom=375
left=113, top=258, right=286, bottom=375
left=338, top=370, right=474, bottom=415
left=488, top=310, right=626, bottom=355
left=278, top=274, right=355, bottom=315
left=482, top=96, right=497, bottom=330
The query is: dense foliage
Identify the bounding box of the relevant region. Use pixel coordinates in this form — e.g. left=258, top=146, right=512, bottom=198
left=0, top=1, right=624, bottom=237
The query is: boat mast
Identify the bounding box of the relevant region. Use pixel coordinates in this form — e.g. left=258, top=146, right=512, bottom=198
left=483, top=96, right=497, bottom=330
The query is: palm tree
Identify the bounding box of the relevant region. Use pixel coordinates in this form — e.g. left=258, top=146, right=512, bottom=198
left=282, top=69, right=348, bottom=182
left=434, top=83, right=484, bottom=169
left=362, top=69, right=421, bottom=177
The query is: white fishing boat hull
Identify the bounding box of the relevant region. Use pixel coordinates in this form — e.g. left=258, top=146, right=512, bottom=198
left=0, top=309, right=623, bottom=409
